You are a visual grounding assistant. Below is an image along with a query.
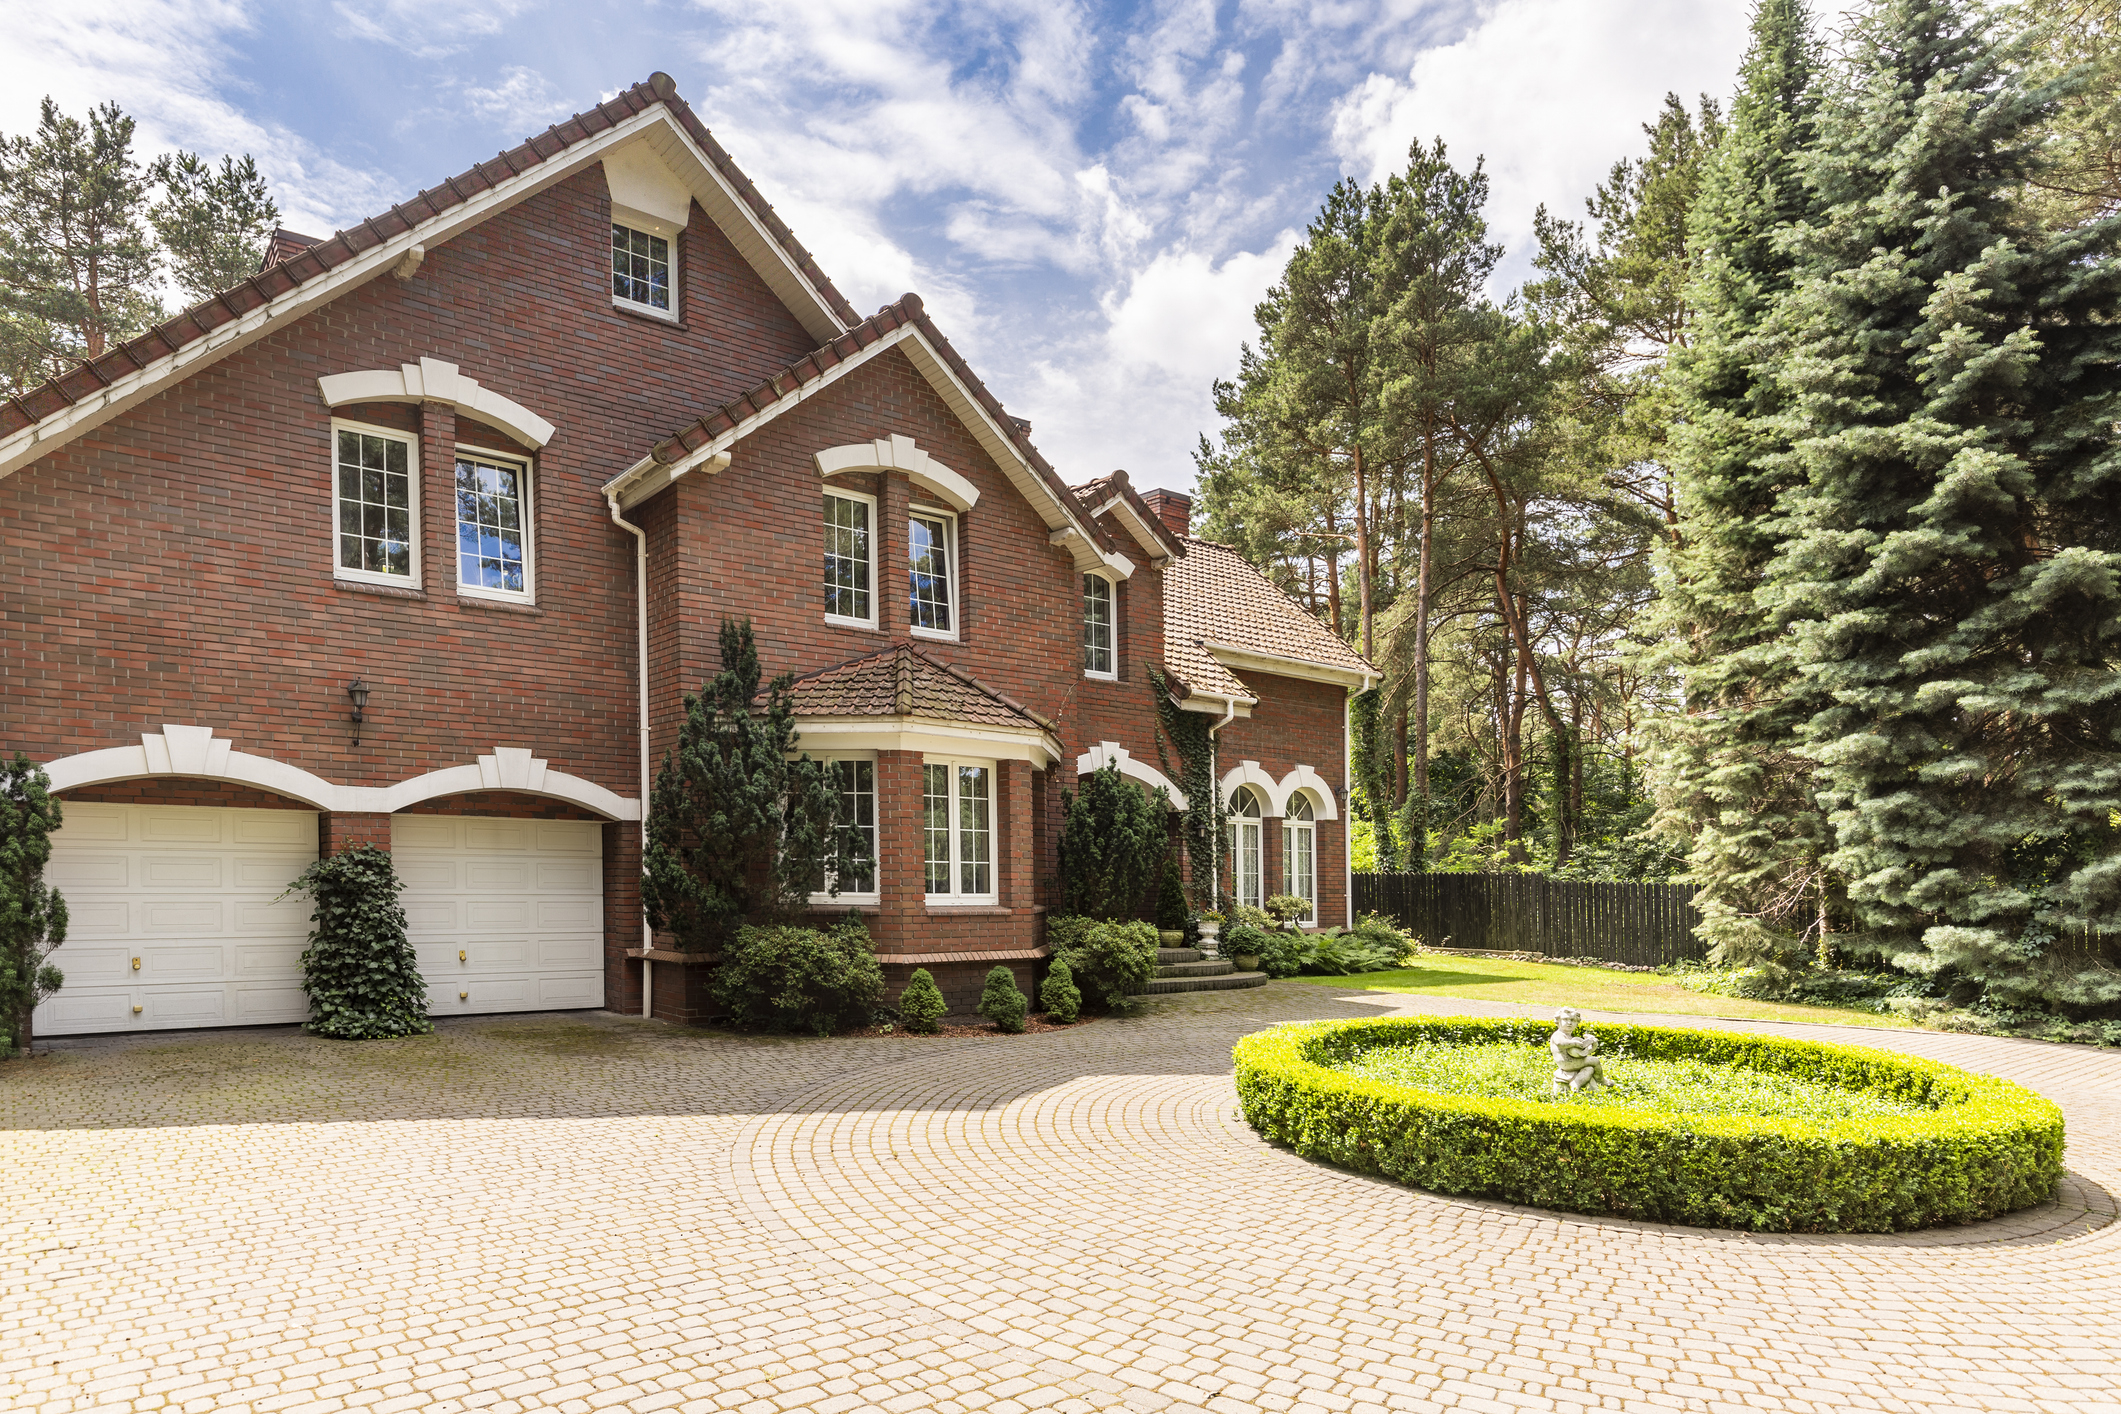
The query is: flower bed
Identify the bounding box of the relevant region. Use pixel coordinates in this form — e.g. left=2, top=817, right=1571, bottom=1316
left=1233, top=1016, right=2065, bottom=1232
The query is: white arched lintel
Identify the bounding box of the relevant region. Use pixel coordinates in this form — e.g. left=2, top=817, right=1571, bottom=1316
left=1220, top=760, right=1286, bottom=817
left=319, top=357, right=556, bottom=448
left=816, top=433, right=980, bottom=512
left=1278, top=764, right=1340, bottom=820
left=1076, top=741, right=1187, bottom=810
left=38, top=728, right=638, bottom=821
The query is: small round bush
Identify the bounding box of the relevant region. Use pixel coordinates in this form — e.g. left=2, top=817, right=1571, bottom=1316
left=1040, top=956, right=1082, bottom=1023
left=979, top=965, right=1027, bottom=1033
left=1047, top=916, right=1157, bottom=1009
left=898, top=968, right=946, bottom=1034
left=286, top=846, right=433, bottom=1041
left=710, top=919, right=883, bottom=1035
left=1234, top=1016, right=2064, bottom=1232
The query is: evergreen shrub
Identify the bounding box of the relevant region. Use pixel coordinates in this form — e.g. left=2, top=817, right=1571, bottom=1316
left=1156, top=855, right=1189, bottom=931
left=1040, top=956, right=1082, bottom=1023
left=979, top=965, right=1027, bottom=1033
left=1, top=755, right=67, bottom=1055
left=1047, top=916, right=1157, bottom=1008
left=1057, top=764, right=1167, bottom=919
left=284, top=846, right=432, bottom=1040
left=898, top=968, right=947, bottom=1035
left=1242, top=924, right=1313, bottom=978
left=1234, top=1016, right=2063, bottom=1232
left=710, top=919, right=883, bottom=1036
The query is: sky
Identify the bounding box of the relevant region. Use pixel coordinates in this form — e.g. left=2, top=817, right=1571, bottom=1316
left=0, top=0, right=1751, bottom=492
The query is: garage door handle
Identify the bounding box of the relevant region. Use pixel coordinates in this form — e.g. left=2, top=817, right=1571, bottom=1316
left=458, top=949, right=467, bottom=962
left=459, top=990, right=468, bottom=1000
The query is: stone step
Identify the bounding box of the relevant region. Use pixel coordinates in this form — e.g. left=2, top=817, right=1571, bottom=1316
left=1143, top=971, right=1269, bottom=995
left=1156, top=947, right=1202, bottom=964
left=1155, top=958, right=1234, bottom=978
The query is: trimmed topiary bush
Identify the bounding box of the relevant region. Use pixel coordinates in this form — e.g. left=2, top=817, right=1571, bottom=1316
left=284, top=846, right=432, bottom=1041
left=709, top=918, right=883, bottom=1036
left=1234, top=1016, right=2064, bottom=1232
left=1040, top=956, right=1081, bottom=1023
left=1048, top=916, right=1157, bottom=1009
left=899, top=968, right=946, bottom=1035
left=1156, top=854, right=1189, bottom=931
left=979, top=965, right=1027, bottom=1033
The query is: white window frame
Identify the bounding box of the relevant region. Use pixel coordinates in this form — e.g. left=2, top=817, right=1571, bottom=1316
left=923, top=755, right=997, bottom=904
left=1082, top=571, right=1117, bottom=680
left=1229, top=786, right=1265, bottom=911
left=908, top=504, right=959, bottom=642
left=452, top=444, right=534, bottom=604
left=331, top=417, right=420, bottom=588
left=809, top=754, right=880, bottom=905
left=1284, top=793, right=1317, bottom=923
left=824, top=488, right=878, bottom=630
left=611, top=221, right=678, bottom=322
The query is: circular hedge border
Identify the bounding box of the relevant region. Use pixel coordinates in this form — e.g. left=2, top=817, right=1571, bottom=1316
left=1233, top=1016, right=2065, bottom=1232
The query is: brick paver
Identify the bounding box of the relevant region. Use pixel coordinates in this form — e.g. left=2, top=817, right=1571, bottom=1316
left=4, top=988, right=2117, bottom=1413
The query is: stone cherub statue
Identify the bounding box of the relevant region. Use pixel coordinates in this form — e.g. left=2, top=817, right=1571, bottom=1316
left=1549, top=1007, right=1611, bottom=1095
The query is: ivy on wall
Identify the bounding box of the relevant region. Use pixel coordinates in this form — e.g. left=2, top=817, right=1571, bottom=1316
left=1150, top=668, right=1227, bottom=905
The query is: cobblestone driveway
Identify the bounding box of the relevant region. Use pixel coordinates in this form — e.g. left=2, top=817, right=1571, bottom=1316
left=4, top=986, right=2119, bottom=1414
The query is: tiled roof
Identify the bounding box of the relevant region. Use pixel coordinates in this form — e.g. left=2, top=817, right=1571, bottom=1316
left=784, top=642, right=1058, bottom=733
left=635, top=294, right=1112, bottom=553
left=0, top=72, right=861, bottom=441
left=1162, top=538, right=1373, bottom=701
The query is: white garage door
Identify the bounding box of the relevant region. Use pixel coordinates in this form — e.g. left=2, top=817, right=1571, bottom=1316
left=391, top=814, right=604, bottom=1015
left=33, top=803, right=319, bottom=1037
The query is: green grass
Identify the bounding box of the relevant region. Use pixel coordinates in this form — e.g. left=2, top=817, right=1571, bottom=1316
left=1337, top=1040, right=1926, bottom=1122
left=1290, top=952, right=1917, bottom=1029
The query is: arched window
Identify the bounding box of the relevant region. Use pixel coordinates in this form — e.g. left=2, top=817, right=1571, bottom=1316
left=1229, top=785, right=1264, bottom=910
left=1283, top=793, right=1316, bottom=922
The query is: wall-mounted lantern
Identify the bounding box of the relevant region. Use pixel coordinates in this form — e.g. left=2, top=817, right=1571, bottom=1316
left=347, top=679, right=371, bottom=745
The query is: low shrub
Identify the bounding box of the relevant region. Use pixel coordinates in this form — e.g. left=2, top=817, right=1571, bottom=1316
left=1233, top=1015, right=2064, bottom=1232
left=1228, top=920, right=1307, bottom=978
left=1040, top=956, right=1082, bottom=1023
left=710, top=918, right=883, bottom=1035
left=980, top=966, right=1027, bottom=1033
left=285, top=846, right=432, bottom=1041
left=1048, top=916, right=1157, bottom=1009
left=899, top=968, right=947, bottom=1034
left=1264, top=894, right=1312, bottom=927
left=1303, top=929, right=1401, bottom=975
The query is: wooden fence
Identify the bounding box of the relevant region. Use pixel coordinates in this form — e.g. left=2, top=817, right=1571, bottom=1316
left=1354, top=873, right=1707, bottom=968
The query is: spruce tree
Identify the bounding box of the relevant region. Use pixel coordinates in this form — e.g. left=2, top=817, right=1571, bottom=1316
left=0, top=755, right=67, bottom=1055
left=1645, top=0, right=1834, bottom=968
left=1766, top=0, right=2121, bottom=1009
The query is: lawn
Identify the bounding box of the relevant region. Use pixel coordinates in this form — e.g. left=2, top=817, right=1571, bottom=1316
left=1290, top=952, right=1917, bottom=1029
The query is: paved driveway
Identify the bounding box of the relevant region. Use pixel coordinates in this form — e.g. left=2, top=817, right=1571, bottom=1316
left=4, top=985, right=2118, bottom=1414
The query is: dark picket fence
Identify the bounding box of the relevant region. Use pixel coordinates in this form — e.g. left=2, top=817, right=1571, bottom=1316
left=1354, top=872, right=1707, bottom=968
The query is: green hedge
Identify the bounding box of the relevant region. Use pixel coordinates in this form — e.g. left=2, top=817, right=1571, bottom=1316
left=1233, top=1016, right=2064, bottom=1232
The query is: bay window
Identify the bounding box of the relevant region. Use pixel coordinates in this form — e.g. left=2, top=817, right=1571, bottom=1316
left=924, top=758, right=994, bottom=902
left=811, top=757, right=878, bottom=901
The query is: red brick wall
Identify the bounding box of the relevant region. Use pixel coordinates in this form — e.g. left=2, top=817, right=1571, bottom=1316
left=57, top=780, right=315, bottom=811
left=1215, top=670, right=1351, bottom=928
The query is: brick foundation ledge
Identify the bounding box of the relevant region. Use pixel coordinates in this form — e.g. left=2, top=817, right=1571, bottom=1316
left=625, top=948, right=718, bottom=965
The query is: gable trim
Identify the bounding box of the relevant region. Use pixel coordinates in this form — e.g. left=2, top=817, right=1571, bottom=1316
left=817, top=433, right=980, bottom=512
left=319, top=358, right=555, bottom=448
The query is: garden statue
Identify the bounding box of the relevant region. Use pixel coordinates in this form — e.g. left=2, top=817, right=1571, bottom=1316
left=1549, top=1008, right=1610, bottom=1094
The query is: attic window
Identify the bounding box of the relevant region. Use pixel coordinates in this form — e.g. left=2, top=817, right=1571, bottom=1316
left=612, top=223, right=673, bottom=318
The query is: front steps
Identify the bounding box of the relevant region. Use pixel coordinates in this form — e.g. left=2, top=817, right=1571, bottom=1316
left=1144, top=946, right=1268, bottom=994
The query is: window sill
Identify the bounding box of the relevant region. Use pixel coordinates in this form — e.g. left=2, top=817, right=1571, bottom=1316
left=456, top=593, right=543, bottom=615
left=909, top=627, right=959, bottom=644
left=334, top=578, right=426, bottom=601
left=1083, top=670, right=1118, bottom=683
left=612, top=298, right=681, bottom=327
left=824, top=616, right=883, bottom=633
left=808, top=894, right=880, bottom=908
left=925, top=901, right=1006, bottom=915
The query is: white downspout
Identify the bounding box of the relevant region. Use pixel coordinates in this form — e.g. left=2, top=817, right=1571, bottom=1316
left=608, top=494, right=654, bottom=1018
left=1206, top=694, right=1237, bottom=903
left=1345, top=686, right=1357, bottom=929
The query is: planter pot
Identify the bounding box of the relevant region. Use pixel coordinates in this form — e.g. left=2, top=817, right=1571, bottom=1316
left=1195, top=921, right=1220, bottom=958
left=1234, top=954, right=1261, bottom=973
left=1158, top=929, right=1185, bottom=947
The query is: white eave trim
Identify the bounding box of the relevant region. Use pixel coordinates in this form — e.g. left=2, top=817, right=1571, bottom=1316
left=1, top=103, right=844, bottom=484
left=795, top=715, right=1064, bottom=767
left=319, top=357, right=554, bottom=447
left=1201, top=640, right=1376, bottom=690
left=1091, top=494, right=1174, bottom=565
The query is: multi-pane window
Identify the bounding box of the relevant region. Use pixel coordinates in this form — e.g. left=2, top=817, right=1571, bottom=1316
left=924, top=759, right=994, bottom=900
left=612, top=224, right=671, bottom=311
left=824, top=492, right=874, bottom=625
left=1229, top=786, right=1264, bottom=910
left=335, top=425, right=415, bottom=582
left=813, top=758, right=877, bottom=898
left=1284, top=793, right=1316, bottom=922
left=909, top=511, right=955, bottom=636
left=1082, top=573, right=1115, bottom=677
left=455, top=451, right=530, bottom=598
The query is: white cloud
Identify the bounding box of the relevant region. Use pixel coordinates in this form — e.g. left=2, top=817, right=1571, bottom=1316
left=1328, top=0, right=1749, bottom=287
left=456, top=64, right=570, bottom=131
left=330, top=0, right=530, bottom=59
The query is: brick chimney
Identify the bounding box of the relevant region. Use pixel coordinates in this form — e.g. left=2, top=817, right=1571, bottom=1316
left=1142, top=488, right=1192, bottom=539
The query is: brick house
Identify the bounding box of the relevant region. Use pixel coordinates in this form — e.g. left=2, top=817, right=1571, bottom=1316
left=0, top=73, right=1375, bottom=1033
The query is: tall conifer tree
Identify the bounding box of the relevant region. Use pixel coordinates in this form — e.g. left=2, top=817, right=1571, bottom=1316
left=1767, top=0, right=2121, bottom=1008
left=1646, top=0, right=1831, bottom=966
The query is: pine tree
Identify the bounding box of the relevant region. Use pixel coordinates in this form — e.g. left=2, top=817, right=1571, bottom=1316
left=150, top=151, right=278, bottom=305
left=1644, top=0, right=1834, bottom=968
left=0, top=756, right=67, bottom=1056
left=642, top=619, right=852, bottom=953
left=0, top=98, right=159, bottom=393
left=1765, top=0, right=2121, bottom=1010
